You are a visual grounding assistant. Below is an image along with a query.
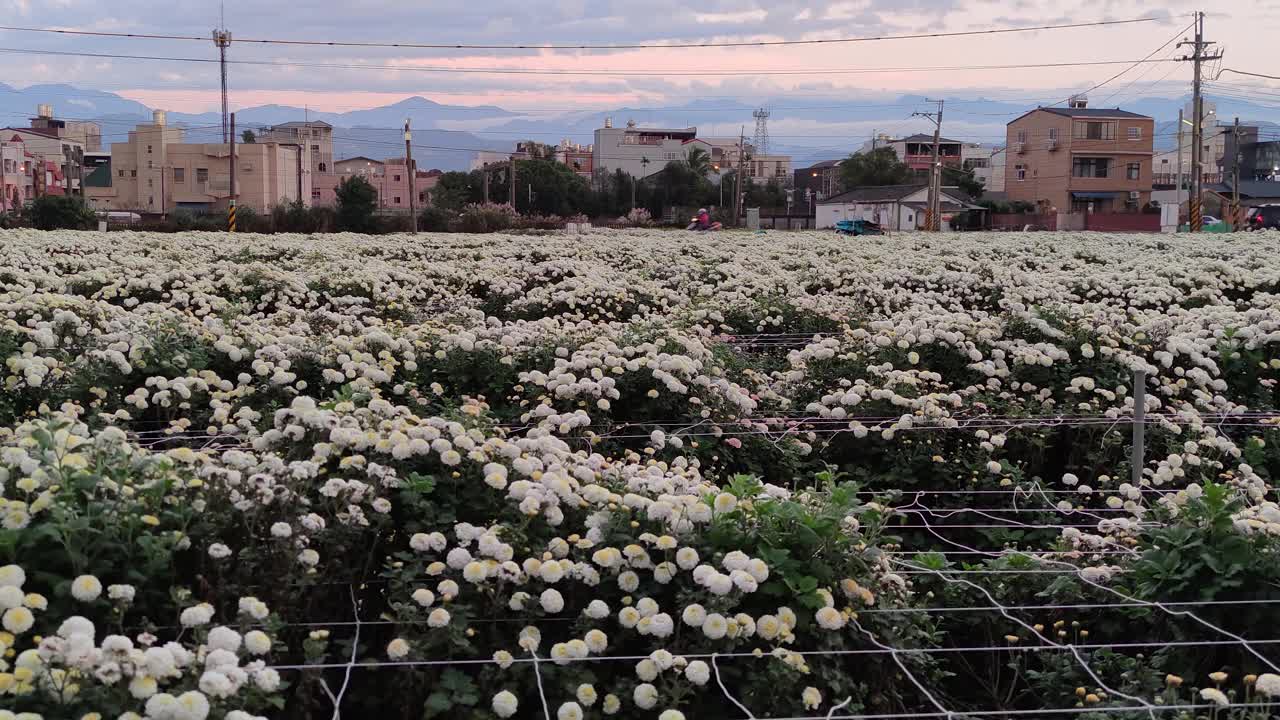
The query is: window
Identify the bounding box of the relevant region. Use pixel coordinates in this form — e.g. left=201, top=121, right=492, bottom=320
left=1016, top=130, right=1027, bottom=143
left=1072, top=157, right=1110, bottom=178
left=147, top=160, right=153, bottom=169
left=311, top=144, right=319, bottom=151
left=1127, top=162, right=1140, bottom=180
left=311, top=189, right=321, bottom=199
left=1048, top=128, right=1059, bottom=141
left=418, top=192, right=426, bottom=202
left=1127, top=126, right=1141, bottom=140
left=196, top=168, right=209, bottom=183
left=1015, top=164, right=1027, bottom=181
left=318, top=162, right=327, bottom=173
left=147, top=178, right=153, bottom=187
left=393, top=196, right=401, bottom=204
left=147, top=145, right=152, bottom=154
left=173, top=168, right=184, bottom=182
left=1074, top=121, right=1116, bottom=140
left=393, top=174, right=401, bottom=181
left=117, top=169, right=124, bottom=178
left=130, top=169, right=137, bottom=177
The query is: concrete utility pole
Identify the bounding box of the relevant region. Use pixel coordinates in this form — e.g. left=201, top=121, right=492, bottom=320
left=913, top=100, right=945, bottom=231
left=1, top=142, right=6, bottom=215
left=735, top=125, right=746, bottom=226
left=213, top=29, right=233, bottom=144
left=405, top=119, right=417, bottom=233
left=229, top=112, right=236, bottom=233
left=508, top=156, right=516, bottom=208
left=1179, top=12, right=1221, bottom=232
left=1175, top=108, right=1184, bottom=230
left=1231, top=116, right=1241, bottom=231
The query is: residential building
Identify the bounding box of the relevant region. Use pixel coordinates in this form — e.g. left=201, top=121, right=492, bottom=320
left=514, top=139, right=596, bottom=178
left=854, top=133, right=896, bottom=155
left=85, top=111, right=309, bottom=214
left=815, top=184, right=978, bottom=230
left=884, top=134, right=964, bottom=174
left=471, top=151, right=509, bottom=171
left=961, top=144, right=998, bottom=191
left=986, top=147, right=1007, bottom=192
left=332, top=156, right=436, bottom=211
left=793, top=159, right=844, bottom=204
left=1223, top=127, right=1280, bottom=182
left=2, top=126, right=87, bottom=196
left=256, top=120, right=335, bottom=205
left=28, top=105, right=102, bottom=152
left=1204, top=180, right=1280, bottom=213
left=592, top=120, right=697, bottom=180
left=1004, top=98, right=1155, bottom=213
left=0, top=142, right=27, bottom=210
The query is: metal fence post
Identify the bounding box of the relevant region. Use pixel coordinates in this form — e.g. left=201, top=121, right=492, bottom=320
left=1131, top=369, right=1146, bottom=486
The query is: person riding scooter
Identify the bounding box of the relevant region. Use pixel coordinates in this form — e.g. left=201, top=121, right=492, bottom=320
left=686, top=208, right=722, bottom=231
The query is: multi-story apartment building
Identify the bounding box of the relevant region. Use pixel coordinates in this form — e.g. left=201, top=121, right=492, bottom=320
left=85, top=111, right=309, bottom=214
left=593, top=120, right=697, bottom=180
left=256, top=120, right=335, bottom=205
left=1004, top=99, right=1154, bottom=213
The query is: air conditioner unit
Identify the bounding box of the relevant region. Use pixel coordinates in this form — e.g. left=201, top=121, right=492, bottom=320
left=1047, top=139, right=1059, bottom=151
left=1129, top=191, right=1141, bottom=200
left=1014, top=143, right=1026, bottom=154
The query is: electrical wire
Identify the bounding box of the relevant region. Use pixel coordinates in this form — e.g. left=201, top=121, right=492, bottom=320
left=0, top=46, right=1184, bottom=78
left=0, top=17, right=1166, bottom=51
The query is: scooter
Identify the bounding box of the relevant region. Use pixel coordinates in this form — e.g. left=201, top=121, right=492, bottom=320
left=686, top=217, right=723, bottom=231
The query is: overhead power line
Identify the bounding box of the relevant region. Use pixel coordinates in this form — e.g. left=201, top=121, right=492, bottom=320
left=0, top=46, right=1182, bottom=77
left=1220, top=68, right=1280, bottom=81
left=0, top=17, right=1164, bottom=51
left=1045, top=18, right=1195, bottom=108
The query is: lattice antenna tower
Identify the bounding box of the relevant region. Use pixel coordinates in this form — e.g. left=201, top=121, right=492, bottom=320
left=752, top=107, right=770, bottom=157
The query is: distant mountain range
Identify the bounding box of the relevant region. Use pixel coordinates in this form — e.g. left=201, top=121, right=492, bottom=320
left=1, top=82, right=1276, bottom=171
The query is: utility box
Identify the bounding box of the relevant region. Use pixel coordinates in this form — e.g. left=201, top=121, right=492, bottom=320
left=746, top=207, right=760, bottom=230
left=1160, top=204, right=1179, bottom=233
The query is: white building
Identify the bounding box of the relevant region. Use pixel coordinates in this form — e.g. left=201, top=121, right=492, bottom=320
left=593, top=120, right=697, bottom=180
left=815, top=184, right=978, bottom=231
left=470, top=151, right=509, bottom=172
left=961, top=144, right=999, bottom=192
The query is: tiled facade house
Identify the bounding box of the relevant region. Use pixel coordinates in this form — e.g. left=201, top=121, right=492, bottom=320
left=1005, top=102, right=1154, bottom=213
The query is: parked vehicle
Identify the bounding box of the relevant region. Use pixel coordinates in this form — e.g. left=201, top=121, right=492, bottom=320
left=834, top=219, right=884, bottom=236
left=1247, top=205, right=1280, bottom=230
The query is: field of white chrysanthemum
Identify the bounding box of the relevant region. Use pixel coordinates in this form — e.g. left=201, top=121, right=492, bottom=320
left=1, top=228, right=1279, bottom=720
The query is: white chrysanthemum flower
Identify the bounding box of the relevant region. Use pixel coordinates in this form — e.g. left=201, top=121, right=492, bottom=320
left=244, top=630, right=272, bottom=655
left=270, top=522, right=292, bottom=538
left=803, top=686, right=823, bottom=710
left=675, top=547, right=699, bottom=570
left=387, top=638, right=410, bottom=659
left=557, top=701, right=584, bottom=720
left=702, top=613, right=728, bottom=639
left=492, top=690, right=519, bottom=717
left=686, top=659, right=711, bottom=685
left=815, top=606, right=846, bottom=630
left=634, top=683, right=659, bottom=710
left=540, top=588, right=565, bottom=613
left=71, top=574, right=103, bottom=602
left=428, top=608, right=451, bottom=628
left=585, top=599, right=609, bottom=619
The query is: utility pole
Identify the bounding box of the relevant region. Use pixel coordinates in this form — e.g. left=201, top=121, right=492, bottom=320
left=482, top=164, right=490, bottom=204
left=1231, top=116, right=1241, bottom=231
left=508, top=156, right=516, bottom=208
left=228, top=112, right=236, bottom=233
left=1178, top=12, right=1221, bottom=232
left=913, top=100, right=945, bottom=231
left=1, top=142, right=6, bottom=215
left=871, top=129, right=877, bottom=152
left=213, top=29, right=232, bottom=144
left=735, top=125, right=746, bottom=227
left=1175, top=108, right=1184, bottom=231
left=405, top=119, right=417, bottom=233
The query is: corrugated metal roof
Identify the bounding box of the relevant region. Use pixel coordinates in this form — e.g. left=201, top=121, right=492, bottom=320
left=895, top=133, right=963, bottom=144
left=819, top=184, right=928, bottom=204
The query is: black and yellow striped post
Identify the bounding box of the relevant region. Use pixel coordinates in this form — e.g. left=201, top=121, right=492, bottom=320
left=228, top=201, right=236, bottom=233
left=1189, top=195, right=1202, bottom=232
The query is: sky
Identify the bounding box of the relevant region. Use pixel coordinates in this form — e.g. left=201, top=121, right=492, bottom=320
left=0, top=0, right=1271, bottom=118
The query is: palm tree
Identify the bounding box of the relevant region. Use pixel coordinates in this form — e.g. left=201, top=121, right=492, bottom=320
left=640, top=156, right=651, bottom=178
left=684, top=146, right=712, bottom=177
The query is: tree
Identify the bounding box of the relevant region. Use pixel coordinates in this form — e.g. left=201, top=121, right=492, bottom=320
left=512, top=159, right=590, bottom=216
left=28, top=195, right=95, bottom=230
left=685, top=147, right=712, bottom=177
left=943, top=165, right=985, bottom=200
left=335, top=175, right=378, bottom=233
left=241, top=130, right=256, bottom=144
left=839, top=147, right=912, bottom=188
left=431, top=171, right=479, bottom=211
